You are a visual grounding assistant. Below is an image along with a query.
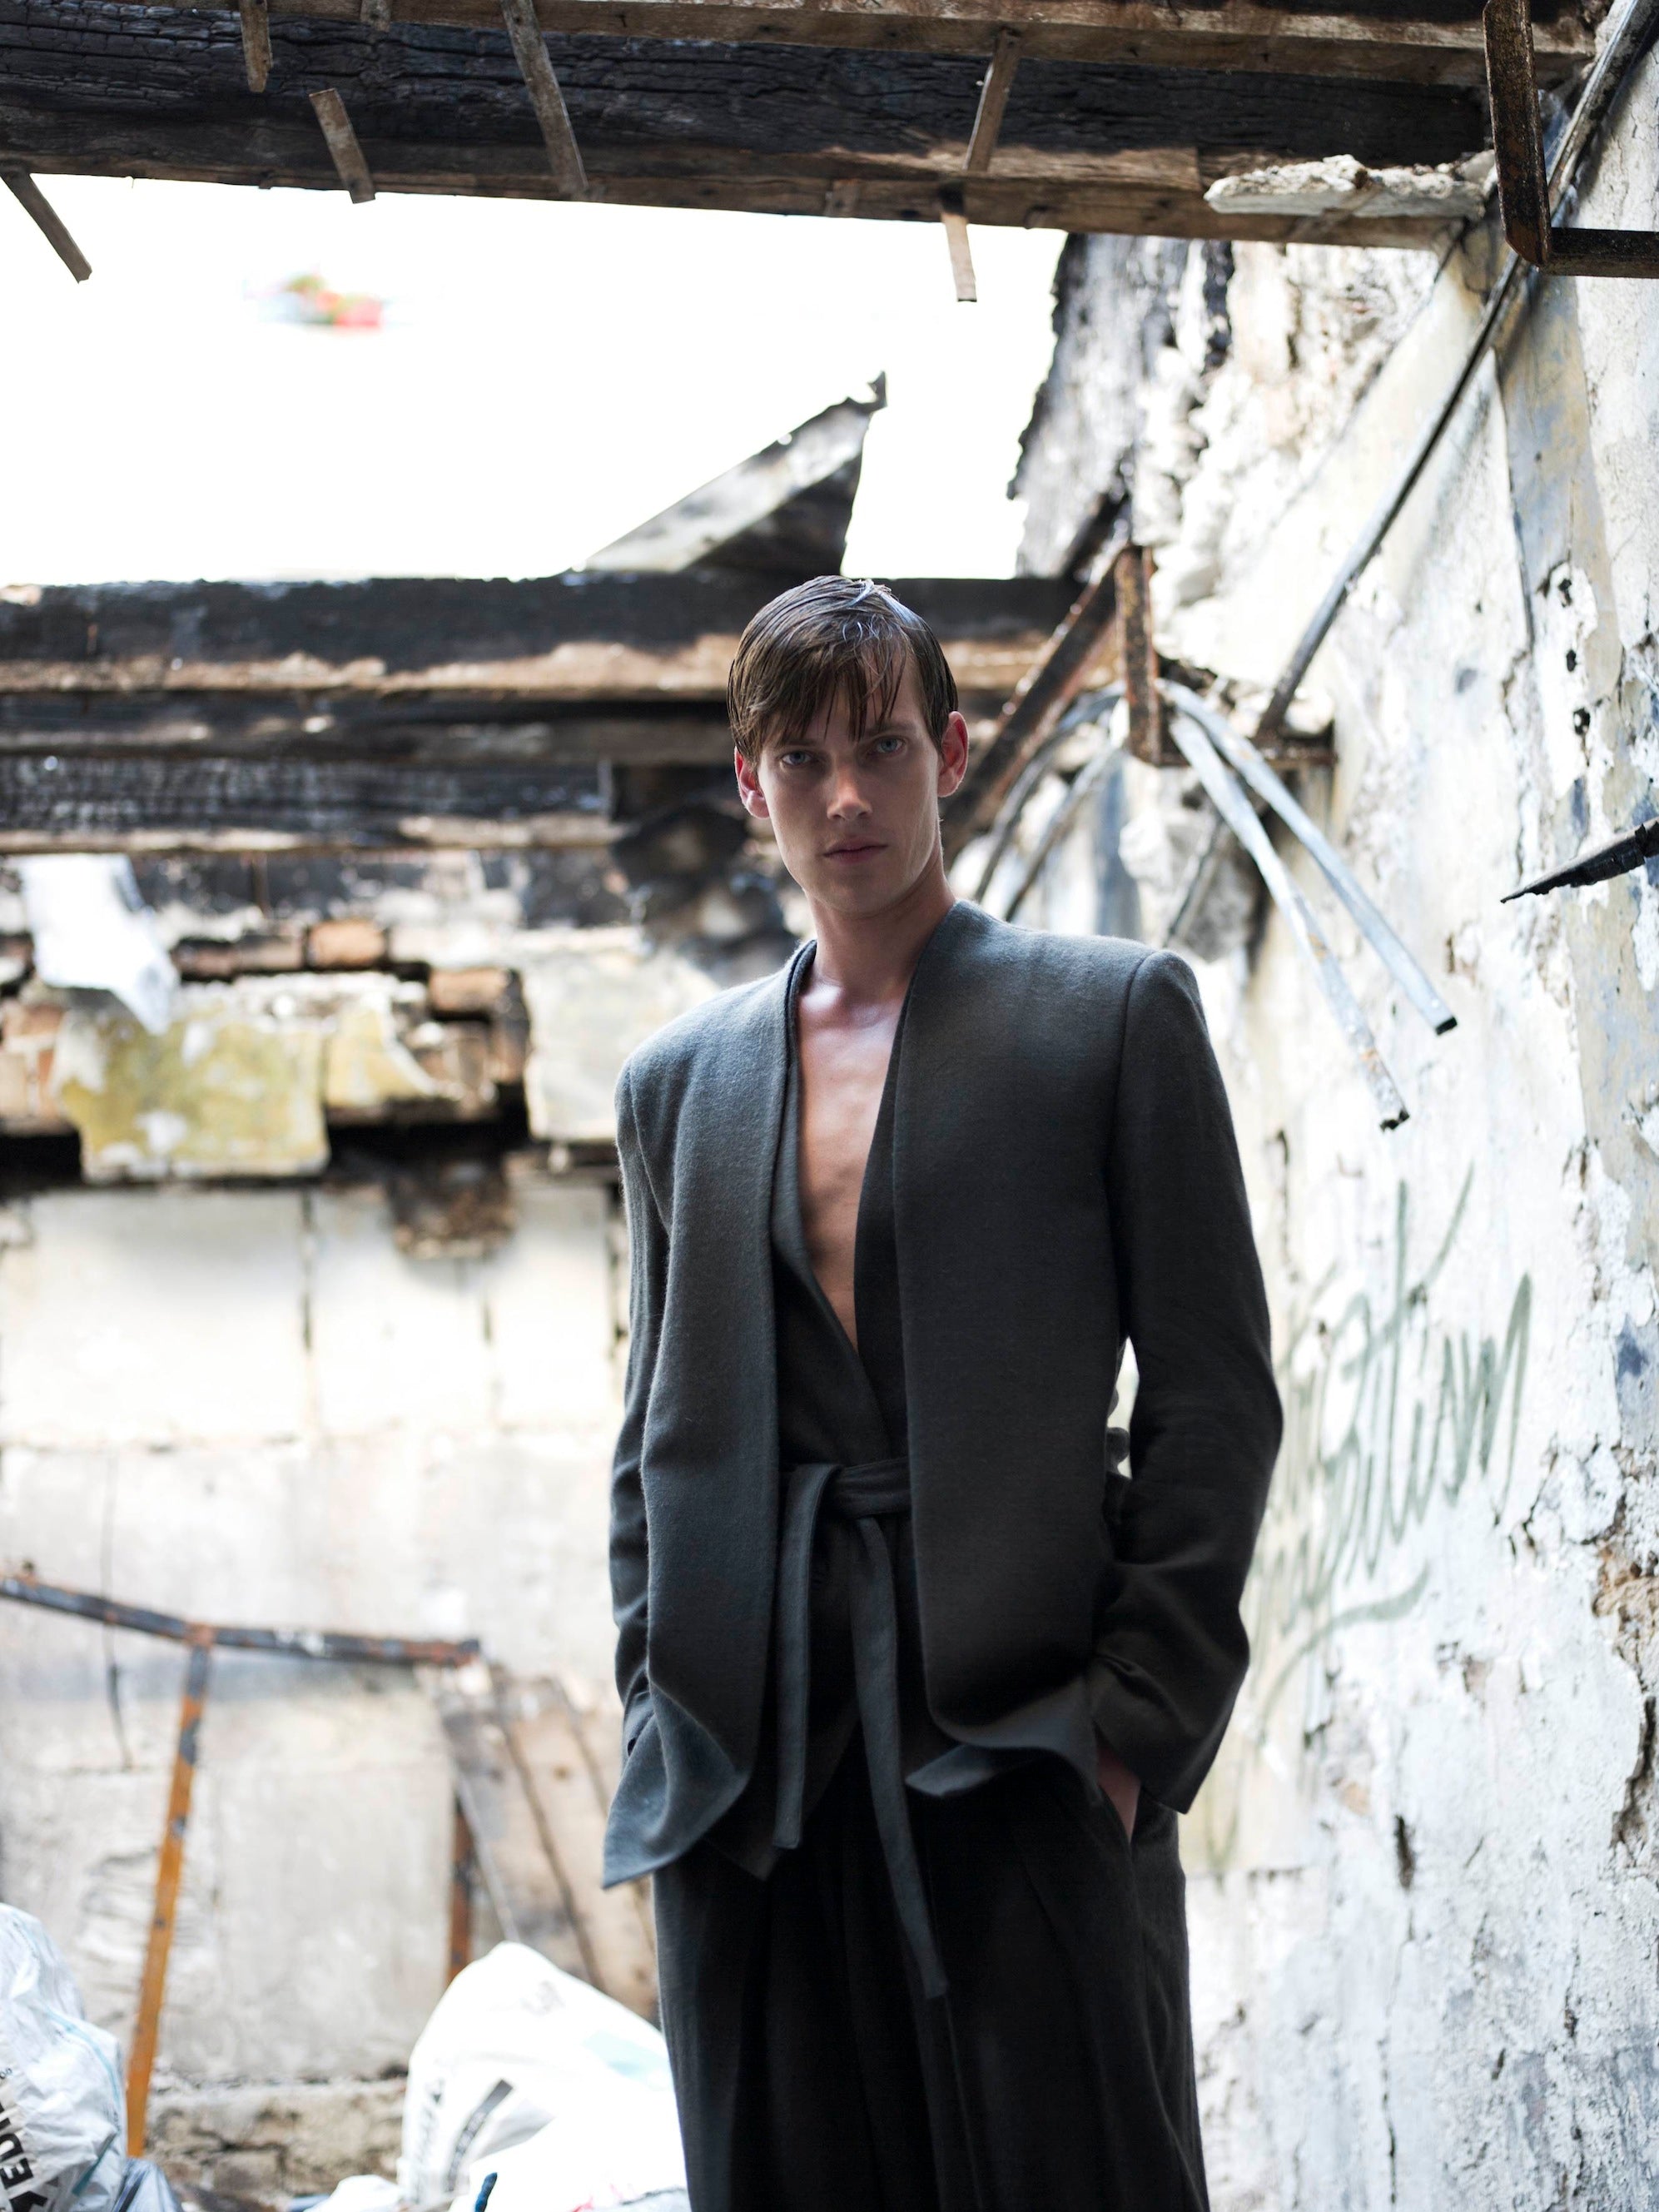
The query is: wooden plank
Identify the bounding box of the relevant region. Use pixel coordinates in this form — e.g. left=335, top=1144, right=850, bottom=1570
left=499, top=0, right=589, bottom=194
left=309, top=87, right=377, bottom=198
left=964, top=27, right=1021, bottom=174
left=0, top=171, right=92, bottom=281
left=0, top=115, right=1475, bottom=242
left=941, top=196, right=977, bottom=301
left=237, top=0, right=272, bottom=90
left=0, top=753, right=610, bottom=852
left=151, top=0, right=1597, bottom=86
left=425, top=1669, right=594, bottom=1981
left=1115, top=541, right=1169, bottom=766
left=505, top=1678, right=657, bottom=2019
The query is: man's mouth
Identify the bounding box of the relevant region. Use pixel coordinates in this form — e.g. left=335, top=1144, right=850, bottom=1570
left=824, top=840, right=885, bottom=862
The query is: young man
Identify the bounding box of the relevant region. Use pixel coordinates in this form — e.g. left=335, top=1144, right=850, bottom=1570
left=603, top=576, right=1281, bottom=2211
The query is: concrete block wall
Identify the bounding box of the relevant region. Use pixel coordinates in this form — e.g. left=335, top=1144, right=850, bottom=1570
left=0, top=1173, right=624, bottom=2171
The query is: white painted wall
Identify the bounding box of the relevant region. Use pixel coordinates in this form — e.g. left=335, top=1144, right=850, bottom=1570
left=1011, top=52, right=1659, bottom=2210
left=0, top=1176, right=623, bottom=2094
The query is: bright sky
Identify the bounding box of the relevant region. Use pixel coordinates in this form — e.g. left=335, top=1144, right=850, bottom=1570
left=2, top=179, right=1063, bottom=586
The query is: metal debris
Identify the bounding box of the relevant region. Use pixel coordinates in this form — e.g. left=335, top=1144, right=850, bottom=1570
left=1502, top=814, right=1659, bottom=900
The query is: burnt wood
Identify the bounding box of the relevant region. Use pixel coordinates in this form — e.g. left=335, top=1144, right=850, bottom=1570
left=0, top=696, right=738, bottom=763
left=0, top=2, right=1499, bottom=237
left=96, top=0, right=1600, bottom=85
left=0, top=573, right=1076, bottom=674
left=0, top=751, right=607, bottom=849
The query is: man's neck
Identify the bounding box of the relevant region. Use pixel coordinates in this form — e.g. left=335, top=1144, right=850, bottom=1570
left=802, top=857, right=956, bottom=1009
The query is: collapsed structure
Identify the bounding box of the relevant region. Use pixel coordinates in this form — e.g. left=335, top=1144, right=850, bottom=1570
left=4, top=0, right=1659, bottom=2205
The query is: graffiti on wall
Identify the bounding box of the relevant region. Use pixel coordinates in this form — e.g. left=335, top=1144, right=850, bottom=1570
left=1244, top=1171, right=1532, bottom=1731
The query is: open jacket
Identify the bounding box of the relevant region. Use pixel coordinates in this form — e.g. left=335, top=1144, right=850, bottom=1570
left=603, top=900, right=1281, bottom=1886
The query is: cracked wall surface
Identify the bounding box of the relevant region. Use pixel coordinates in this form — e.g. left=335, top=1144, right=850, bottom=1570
left=1011, top=47, right=1659, bottom=2211
left=0, top=1171, right=626, bottom=2178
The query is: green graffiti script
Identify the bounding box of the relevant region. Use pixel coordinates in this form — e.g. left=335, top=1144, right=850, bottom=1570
left=1245, top=1172, right=1532, bottom=1727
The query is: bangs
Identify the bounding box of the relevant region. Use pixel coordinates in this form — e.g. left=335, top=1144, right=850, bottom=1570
left=727, top=578, right=959, bottom=763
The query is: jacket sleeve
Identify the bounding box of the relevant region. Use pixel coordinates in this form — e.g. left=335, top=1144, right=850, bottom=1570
left=611, top=1061, right=668, bottom=1760
left=1088, top=949, right=1282, bottom=1812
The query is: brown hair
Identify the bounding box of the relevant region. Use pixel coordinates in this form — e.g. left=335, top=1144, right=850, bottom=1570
left=726, top=576, right=959, bottom=764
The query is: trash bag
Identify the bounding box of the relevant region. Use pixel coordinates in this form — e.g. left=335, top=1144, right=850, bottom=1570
left=110, top=2160, right=183, bottom=2212
left=0, top=1906, right=127, bottom=2212
left=397, top=1944, right=684, bottom=2212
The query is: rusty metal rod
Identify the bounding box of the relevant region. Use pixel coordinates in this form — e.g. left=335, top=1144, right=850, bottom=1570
left=1170, top=683, right=1457, bottom=1036
left=0, top=1572, right=479, bottom=1668
left=1503, top=813, right=1659, bottom=898
left=1253, top=0, right=1659, bottom=744
left=1164, top=698, right=1411, bottom=1130
left=1485, top=0, right=1659, bottom=275
left=126, top=1633, right=212, bottom=2155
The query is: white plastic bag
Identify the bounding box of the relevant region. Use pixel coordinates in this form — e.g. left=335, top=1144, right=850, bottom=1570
left=397, top=1944, right=684, bottom=2212
left=0, top=1907, right=127, bottom=2212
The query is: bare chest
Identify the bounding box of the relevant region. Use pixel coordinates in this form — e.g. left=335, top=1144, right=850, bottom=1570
left=796, top=1009, right=899, bottom=1349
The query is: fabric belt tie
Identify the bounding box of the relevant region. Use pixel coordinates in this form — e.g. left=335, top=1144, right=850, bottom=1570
left=772, top=1454, right=948, bottom=2001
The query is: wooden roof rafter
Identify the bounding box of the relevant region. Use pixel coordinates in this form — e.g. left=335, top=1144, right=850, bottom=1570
left=0, top=0, right=1596, bottom=246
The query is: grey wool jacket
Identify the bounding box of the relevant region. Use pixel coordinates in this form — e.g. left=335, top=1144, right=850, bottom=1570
left=603, top=898, right=1282, bottom=1887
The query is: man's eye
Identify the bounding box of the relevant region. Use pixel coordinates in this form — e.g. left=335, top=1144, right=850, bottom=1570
left=779, top=751, right=813, bottom=768
left=874, top=736, right=905, bottom=755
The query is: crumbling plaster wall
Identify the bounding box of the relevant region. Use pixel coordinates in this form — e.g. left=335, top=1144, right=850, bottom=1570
left=1012, top=57, right=1659, bottom=2212
left=0, top=1169, right=625, bottom=2185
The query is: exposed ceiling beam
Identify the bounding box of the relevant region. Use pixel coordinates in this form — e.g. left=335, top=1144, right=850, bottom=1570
left=0, top=574, right=1077, bottom=708
left=119, top=0, right=1595, bottom=87
left=1, top=2, right=1512, bottom=241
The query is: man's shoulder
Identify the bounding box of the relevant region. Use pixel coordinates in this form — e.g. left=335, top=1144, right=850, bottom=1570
left=955, top=902, right=1172, bottom=1007
left=619, top=960, right=789, bottom=1114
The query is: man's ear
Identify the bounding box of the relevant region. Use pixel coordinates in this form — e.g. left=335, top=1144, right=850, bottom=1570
left=936, top=713, right=971, bottom=800
left=734, top=745, right=771, bottom=818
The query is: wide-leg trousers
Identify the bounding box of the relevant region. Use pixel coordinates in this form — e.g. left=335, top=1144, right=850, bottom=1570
left=653, top=1741, right=1209, bottom=2212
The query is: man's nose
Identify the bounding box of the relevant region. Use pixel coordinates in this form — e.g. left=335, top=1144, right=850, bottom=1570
left=827, top=763, right=872, bottom=816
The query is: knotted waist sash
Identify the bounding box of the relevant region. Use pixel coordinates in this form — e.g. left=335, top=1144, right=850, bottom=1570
left=772, top=1454, right=949, bottom=2001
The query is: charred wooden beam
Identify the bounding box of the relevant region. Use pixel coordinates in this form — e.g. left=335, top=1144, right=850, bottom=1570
left=0, top=698, right=738, bottom=764
left=0, top=574, right=1075, bottom=713
left=104, top=0, right=1596, bottom=87
left=0, top=753, right=609, bottom=852
left=0, top=3, right=1498, bottom=241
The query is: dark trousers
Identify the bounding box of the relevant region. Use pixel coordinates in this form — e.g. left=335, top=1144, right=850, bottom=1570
left=653, top=1740, right=1209, bottom=2212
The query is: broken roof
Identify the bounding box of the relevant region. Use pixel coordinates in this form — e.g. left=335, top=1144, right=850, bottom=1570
left=1, top=1, right=1592, bottom=248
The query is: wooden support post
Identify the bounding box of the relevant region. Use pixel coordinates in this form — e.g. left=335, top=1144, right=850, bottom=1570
left=2, top=173, right=91, bottom=282
left=237, top=0, right=273, bottom=93
left=964, top=29, right=1021, bottom=174
left=448, top=1793, right=476, bottom=1984
left=310, top=90, right=376, bottom=203
left=1115, top=542, right=1168, bottom=766
left=939, top=188, right=976, bottom=302
left=126, top=1632, right=213, bottom=2156
left=499, top=0, right=589, bottom=197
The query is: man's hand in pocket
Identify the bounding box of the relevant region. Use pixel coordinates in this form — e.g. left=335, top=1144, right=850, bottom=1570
left=1095, top=1733, right=1140, bottom=1840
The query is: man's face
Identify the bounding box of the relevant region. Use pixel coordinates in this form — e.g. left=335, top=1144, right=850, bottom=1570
left=734, top=659, right=970, bottom=918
